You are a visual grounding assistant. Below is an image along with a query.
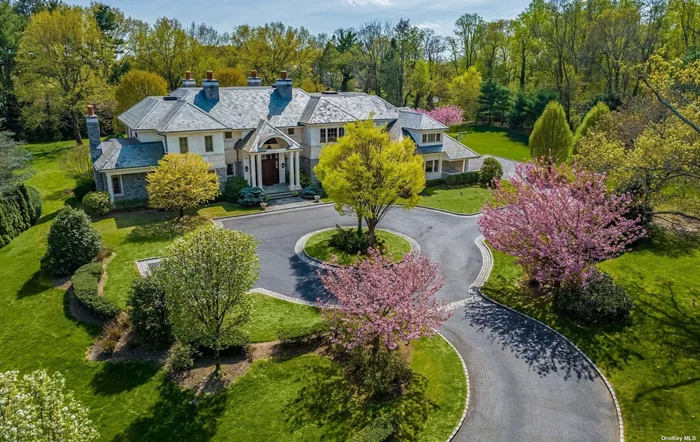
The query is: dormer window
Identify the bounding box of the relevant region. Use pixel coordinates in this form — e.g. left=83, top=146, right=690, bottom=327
left=422, top=133, right=440, bottom=144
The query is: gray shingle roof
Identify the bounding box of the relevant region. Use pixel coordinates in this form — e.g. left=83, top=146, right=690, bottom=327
left=235, top=119, right=302, bottom=153
left=93, top=138, right=164, bottom=171
left=308, top=93, right=398, bottom=121
left=396, top=108, right=447, bottom=130
left=299, top=97, right=357, bottom=124
left=442, top=135, right=480, bottom=160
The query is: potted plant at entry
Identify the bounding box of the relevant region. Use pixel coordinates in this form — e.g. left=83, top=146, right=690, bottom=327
left=260, top=201, right=268, bottom=209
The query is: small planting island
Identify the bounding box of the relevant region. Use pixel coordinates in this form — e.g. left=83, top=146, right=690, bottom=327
left=303, top=228, right=412, bottom=265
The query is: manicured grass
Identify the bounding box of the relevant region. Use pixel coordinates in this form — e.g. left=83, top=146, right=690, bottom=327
left=447, top=124, right=531, bottom=161
left=0, top=140, right=467, bottom=441
left=304, top=228, right=412, bottom=265
left=420, top=185, right=493, bottom=214
left=482, top=233, right=700, bottom=440
left=245, top=293, right=322, bottom=343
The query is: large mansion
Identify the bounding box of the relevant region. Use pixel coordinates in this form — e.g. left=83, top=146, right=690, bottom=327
left=87, top=70, right=478, bottom=203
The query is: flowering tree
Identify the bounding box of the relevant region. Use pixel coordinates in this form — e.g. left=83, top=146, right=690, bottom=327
left=415, top=105, right=464, bottom=126
left=319, top=249, right=449, bottom=351
left=479, top=161, right=644, bottom=288
left=0, top=370, right=99, bottom=441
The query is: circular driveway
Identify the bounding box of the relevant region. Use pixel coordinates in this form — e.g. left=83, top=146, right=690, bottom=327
left=219, top=204, right=618, bottom=442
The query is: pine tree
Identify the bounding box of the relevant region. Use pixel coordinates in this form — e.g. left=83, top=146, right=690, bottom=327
left=477, top=79, right=510, bottom=124
left=529, top=101, right=573, bottom=164
left=508, top=91, right=532, bottom=129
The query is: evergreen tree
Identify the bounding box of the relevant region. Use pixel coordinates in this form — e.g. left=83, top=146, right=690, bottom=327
left=529, top=101, right=573, bottom=164
left=508, top=91, right=532, bottom=129
left=573, top=101, right=610, bottom=152
left=477, top=79, right=510, bottom=124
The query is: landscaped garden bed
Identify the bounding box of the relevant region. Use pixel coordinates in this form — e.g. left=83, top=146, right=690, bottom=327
left=303, top=227, right=413, bottom=265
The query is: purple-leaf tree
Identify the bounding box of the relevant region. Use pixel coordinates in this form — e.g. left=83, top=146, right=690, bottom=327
left=319, top=249, right=450, bottom=351
left=415, top=105, right=464, bottom=126
left=479, top=161, right=645, bottom=288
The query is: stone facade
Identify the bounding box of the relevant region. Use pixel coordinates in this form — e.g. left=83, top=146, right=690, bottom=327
left=299, top=156, right=319, bottom=182
left=214, top=167, right=227, bottom=190
left=442, top=160, right=465, bottom=174
left=113, top=172, right=149, bottom=201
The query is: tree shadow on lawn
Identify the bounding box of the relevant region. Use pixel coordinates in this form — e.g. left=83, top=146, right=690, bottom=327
left=289, top=255, right=327, bottom=304
left=90, top=361, right=160, bottom=396
left=122, top=214, right=201, bottom=244
left=17, top=270, right=53, bottom=299
left=463, top=299, right=599, bottom=381
left=111, top=377, right=227, bottom=442
left=61, top=290, right=102, bottom=337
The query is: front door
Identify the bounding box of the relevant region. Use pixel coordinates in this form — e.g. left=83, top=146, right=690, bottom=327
left=261, top=154, right=279, bottom=186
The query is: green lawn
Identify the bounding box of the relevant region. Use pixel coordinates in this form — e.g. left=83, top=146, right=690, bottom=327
left=0, top=141, right=466, bottom=441
left=246, top=293, right=322, bottom=343
left=304, top=228, right=412, bottom=265
left=447, top=124, right=531, bottom=161
left=482, top=233, right=700, bottom=440
left=420, top=185, right=493, bottom=214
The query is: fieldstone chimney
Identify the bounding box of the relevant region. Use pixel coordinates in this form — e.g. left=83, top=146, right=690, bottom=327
left=86, top=105, right=101, bottom=161
left=247, top=69, right=262, bottom=87
left=275, top=70, right=293, bottom=100
left=202, top=70, right=219, bottom=100
left=181, top=71, right=196, bottom=87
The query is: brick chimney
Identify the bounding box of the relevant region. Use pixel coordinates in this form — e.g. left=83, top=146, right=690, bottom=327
left=181, top=71, right=196, bottom=87
left=275, top=70, right=293, bottom=100
left=202, top=70, right=219, bottom=100
left=247, top=69, right=262, bottom=87
left=86, top=105, right=101, bottom=161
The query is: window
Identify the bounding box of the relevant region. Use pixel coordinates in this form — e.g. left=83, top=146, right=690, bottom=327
left=111, top=175, right=122, bottom=195
left=287, top=128, right=295, bottom=135
left=422, top=134, right=427, bottom=144
left=224, top=131, right=233, bottom=139
left=339, top=127, right=345, bottom=137
left=327, top=128, right=339, bottom=142
left=226, top=164, right=234, bottom=176
left=422, top=133, right=439, bottom=144
left=425, top=160, right=438, bottom=173
left=320, top=128, right=326, bottom=143
left=204, top=135, right=214, bottom=152
left=134, top=132, right=138, bottom=138
left=320, top=127, right=345, bottom=143
left=178, top=137, right=188, bottom=153
left=436, top=133, right=441, bottom=142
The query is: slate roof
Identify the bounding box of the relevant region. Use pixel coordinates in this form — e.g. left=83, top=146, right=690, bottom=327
left=306, top=93, right=398, bottom=122
left=93, top=138, right=164, bottom=172
left=441, top=135, right=480, bottom=160
left=235, top=119, right=302, bottom=153
left=396, top=107, right=447, bottom=130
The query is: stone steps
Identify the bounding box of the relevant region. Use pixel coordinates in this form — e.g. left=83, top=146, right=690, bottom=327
left=267, top=191, right=294, bottom=200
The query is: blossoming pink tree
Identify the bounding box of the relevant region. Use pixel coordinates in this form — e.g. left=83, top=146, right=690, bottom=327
left=415, top=105, right=464, bottom=126
left=318, top=249, right=449, bottom=352
left=479, top=161, right=645, bottom=288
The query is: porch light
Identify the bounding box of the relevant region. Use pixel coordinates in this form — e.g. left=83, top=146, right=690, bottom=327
left=281, top=162, right=285, bottom=169
left=245, top=166, right=249, bottom=172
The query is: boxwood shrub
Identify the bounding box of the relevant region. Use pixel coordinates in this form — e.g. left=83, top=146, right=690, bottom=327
left=347, top=415, right=394, bottom=442
left=460, top=171, right=480, bottom=185
left=223, top=176, right=249, bottom=203
left=71, top=262, right=120, bottom=320
left=480, top=157, right=503, bottom=185
left=425, top=178, right=445, bottom=187
left=127, top=272, right=173, bottom=349
left=82, top=191, right=112, bottom=216
left=554, top=273, right=633, bottom=326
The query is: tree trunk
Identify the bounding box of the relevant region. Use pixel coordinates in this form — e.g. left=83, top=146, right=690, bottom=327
left=179, top=207, right=184, bottom=219
left=357, top=214, right=363, bottom=237
left=215, top=348, right=221, bottom=374
left=72, top=113, right=83, bottom=145
left=367, top=219, right=377, bottom=249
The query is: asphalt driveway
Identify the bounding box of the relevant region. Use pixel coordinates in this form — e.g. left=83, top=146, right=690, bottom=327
left=220, top=204, right=618, bottom=442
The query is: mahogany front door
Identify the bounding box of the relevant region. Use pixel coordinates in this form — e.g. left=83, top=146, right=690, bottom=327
left=261, top=154, right=279, bottom=186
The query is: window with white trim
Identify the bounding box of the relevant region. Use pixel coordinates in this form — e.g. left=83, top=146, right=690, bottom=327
left=422, top=133, right=440, bottom=144
left=111, top=175, right=123, bottom=195
left=287, top=128, right=295, bottom=135
left=320, top=127, right=345, bottom=143
left=204, top=135, right=214, bottom=152
left=224, top=131, right=233, bottom=139
left=425, top=160, right=438, bottom=173
left=179, top=137, right=188, bottom=153
left=226, top=164, right=234, bottom=175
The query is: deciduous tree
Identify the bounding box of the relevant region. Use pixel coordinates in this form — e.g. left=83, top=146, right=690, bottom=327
left=115, top=69, right=167, bottom=118
left=415, top=105, right=463, bottom=126
left=449, top=66, right=482, bottom=121
left=314, top=119, right=425, bottom=247
left=146, top=153, right=220, bottom=218
left=479, top=161, right=644, bottom=287
left=160, top=225, right=259, bottom=373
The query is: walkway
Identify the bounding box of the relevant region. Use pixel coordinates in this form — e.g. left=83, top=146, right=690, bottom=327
left=468, top=155, right=520, bottom=179
left=218, top=205, right=618, bottom=442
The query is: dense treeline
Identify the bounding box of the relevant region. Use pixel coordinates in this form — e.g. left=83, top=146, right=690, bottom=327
left=0, top=0, right=699, bottom=142
left=0, top=182, right=42, bottom=247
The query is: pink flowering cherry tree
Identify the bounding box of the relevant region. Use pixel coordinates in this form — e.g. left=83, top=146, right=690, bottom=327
left=479, top=160, right=645, bottom=288
left=318, top=249, right=449, bottom=352
left=415, top=105, right=464, bottom=126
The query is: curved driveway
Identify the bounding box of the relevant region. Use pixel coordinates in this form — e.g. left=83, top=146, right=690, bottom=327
left=219, top=204, right=617, bottom=442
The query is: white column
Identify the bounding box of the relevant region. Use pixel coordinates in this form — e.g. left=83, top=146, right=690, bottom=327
left=294, top=151, right=301, bottom=189
left=106, top=173, right=115, bottom=203
left=278, top=153, right=285, bottom=184
left=249, top=156, right=256, bottom=187
left=288, top=152, right=295, bottom=190
left=256, top=154, right=263, bottom=188
left=438, top=158, right=443, bottom=175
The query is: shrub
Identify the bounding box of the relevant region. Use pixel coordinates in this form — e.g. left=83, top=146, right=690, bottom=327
left=95, top=312, right=129, bottom=354
left=460, top=171, right=480, bottom=185
left=554, top=273, right=633, bottom=326
left=82, top=191, right=112, bottom=216
left=26, top=185, right=43, bottom=224
left=237, top=186, right=269, bottom=206
left=445, top=175, right=458, bottom=186
left=276, top=321, right=328, bottom=346
left=165, top=341, right=196, bottom=375
left=0, top=184, right=42, bottom=248
left=113, top=198, right=148, bottom=210
left=348, top=415, right=394, bottom=442
left=223, top=176, right=248, bottom=203
left=479, top=157, right=503, bottom=185
left=126, top=272, right=173, bottom=349
left=425, top=178, right=445, bottom=187
left=300, top=171, right=312, bottom=188
left=328, top=225, right=386, bottom=256
left=300, top=182, right=326, bottom=199
left=73, top=176, right=96, bottom=202
left=41, top=207, right=102, bottom=276
left=71, top=262, right=120, bottom=320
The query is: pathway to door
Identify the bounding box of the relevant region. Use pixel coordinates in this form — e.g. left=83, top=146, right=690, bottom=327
left=219, top=205, right=619, bottom=442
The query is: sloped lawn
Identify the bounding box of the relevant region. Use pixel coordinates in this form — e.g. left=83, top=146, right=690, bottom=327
left=446, top=124, right=531, bottom=161
left=482, top=232, right=700, bottom=440
left=420, top=185, right=493, bottom=214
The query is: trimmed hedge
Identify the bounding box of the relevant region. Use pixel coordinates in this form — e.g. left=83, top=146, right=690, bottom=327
left=113, top=198, right=148, bottom=210
left=444, top=172, right=479, bottom=187
left=0, top=183, right=43, bottom=249
left=276, top=321, right=328, bottom=346
left=82, top=191, right=112, bottom=216
left=425, top=178, right=446, bottom=187
left=71, top=262, right=120, bottom=320
left=555, top=273, right=633, bottom=326
left=347, top=415, right=394, bottom=442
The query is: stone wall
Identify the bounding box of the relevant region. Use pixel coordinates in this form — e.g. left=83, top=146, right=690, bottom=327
left=300, top=156, right=319, bottom=182
left=113, top=172, right=149, bottom=201
left=214, top=167, right=227, bottom=190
